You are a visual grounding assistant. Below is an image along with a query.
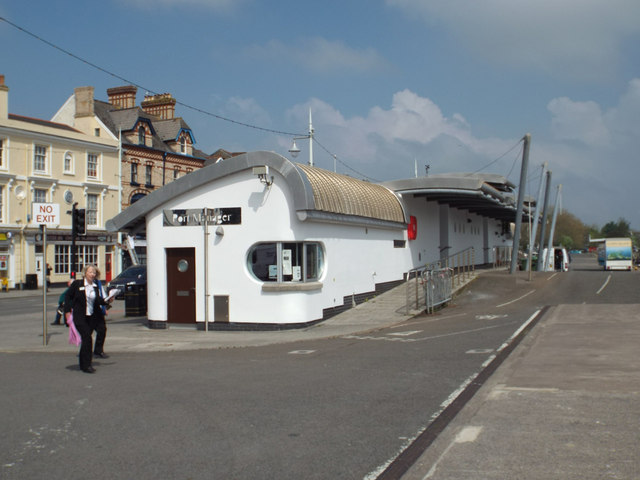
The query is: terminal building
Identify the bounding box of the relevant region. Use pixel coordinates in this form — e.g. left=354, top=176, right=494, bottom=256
left=106, top=151, right=520, bottom=329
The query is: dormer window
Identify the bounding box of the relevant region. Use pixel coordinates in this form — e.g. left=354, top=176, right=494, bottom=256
left=138, top=126, right=145, bottom=145
left=180, top=136, right=187, bottom=153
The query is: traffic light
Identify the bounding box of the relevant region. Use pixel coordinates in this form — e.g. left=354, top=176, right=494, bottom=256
left=73, top=208, right=86, bottom=236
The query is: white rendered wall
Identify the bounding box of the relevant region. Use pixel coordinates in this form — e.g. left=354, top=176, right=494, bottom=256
left=146, top=169, right=410, bottom=325
left=400, top=195, right=441, bottom=266
left=447, top=209, right=484, bottom=262
left=398, top=193, right=511, bottom=267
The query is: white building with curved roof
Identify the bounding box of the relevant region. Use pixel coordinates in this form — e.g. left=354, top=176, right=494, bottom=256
left=107, top=151, right=521, bottom=328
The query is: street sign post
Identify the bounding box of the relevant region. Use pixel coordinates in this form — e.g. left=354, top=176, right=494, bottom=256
left=32, top=203, right=60, bottom=346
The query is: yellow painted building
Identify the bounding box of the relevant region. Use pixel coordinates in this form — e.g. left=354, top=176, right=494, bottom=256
left=0, top=75, right=120, bottom=289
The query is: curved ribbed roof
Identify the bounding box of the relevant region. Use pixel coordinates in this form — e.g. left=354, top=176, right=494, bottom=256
left=106, top=151, right=407, bottom=234
left=297, top=164, right=404, bottom=223
left=382, top=173, right=529, bottom=222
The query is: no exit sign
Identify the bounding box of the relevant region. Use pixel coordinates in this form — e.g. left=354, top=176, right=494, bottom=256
left=32, top=203, right=60, bottom=226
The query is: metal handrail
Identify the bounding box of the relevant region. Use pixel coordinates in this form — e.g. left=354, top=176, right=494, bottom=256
left=404, top=247, right=474, bottom=314
left=426, top=247, right=475, bottom=289
left=423, top=268, right=453, bottom=314
left=404, top=245, right=513, bottom=314
left=405, top=266, right=426, bottom=315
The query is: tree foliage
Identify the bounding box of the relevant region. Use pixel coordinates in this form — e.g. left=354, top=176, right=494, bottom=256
left=519, top=212, right=634, bottom=252
left=601, top=218, right=631, bottom=238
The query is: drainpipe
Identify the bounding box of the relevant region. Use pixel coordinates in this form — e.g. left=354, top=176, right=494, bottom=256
left=162, top=152, right=167, bottom=186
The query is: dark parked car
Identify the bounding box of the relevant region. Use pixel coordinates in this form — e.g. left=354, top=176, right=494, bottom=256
left=107, top=265, right=146, bottom=299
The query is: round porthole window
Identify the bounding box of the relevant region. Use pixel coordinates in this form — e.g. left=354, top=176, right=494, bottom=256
left=177, top=259, right=189, bottom=272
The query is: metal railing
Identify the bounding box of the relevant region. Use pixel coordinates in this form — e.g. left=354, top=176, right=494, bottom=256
left=405, top=247, right=476, bottom=314
left=492, top=246, right=511, bottom=269
left=423, top=268, right=453, bottom=314
left=405, top=266, right=427, bottom=315
left=427, top=247, right=476, bottom=288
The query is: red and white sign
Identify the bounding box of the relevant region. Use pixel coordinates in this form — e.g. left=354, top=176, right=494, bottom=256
left=32, top=203, right=60, bottom=226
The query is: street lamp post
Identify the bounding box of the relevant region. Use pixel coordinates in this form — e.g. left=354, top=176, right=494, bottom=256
left=288, top=109, right=314, bottom=166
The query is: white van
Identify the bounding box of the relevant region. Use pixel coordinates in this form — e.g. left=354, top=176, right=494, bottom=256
left=540, top=247, right=570, bottom=272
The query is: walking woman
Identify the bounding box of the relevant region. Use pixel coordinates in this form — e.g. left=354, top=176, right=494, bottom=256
left=64, top=264, right=112, bottom=374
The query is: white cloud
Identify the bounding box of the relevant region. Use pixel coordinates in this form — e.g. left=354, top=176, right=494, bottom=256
left=548, top=78, right=640, bottom=147
left=535, top=79, right=640, bottom=225
left=282, top=82, right=640, bottom=226
left=604, top=78, right=640, bottom=136
left=221, top=96, right=272, bottom=127
left=286, top=89, right=518, bottom=179
left=386, top=0, right=640, bottom=80
left=243, top=38, right=388, bottom=73
left=547, top=97, right=610, bottom=146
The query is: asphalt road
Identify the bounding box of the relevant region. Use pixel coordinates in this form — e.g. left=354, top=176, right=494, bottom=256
left=1, top=254, right=637, bottom=479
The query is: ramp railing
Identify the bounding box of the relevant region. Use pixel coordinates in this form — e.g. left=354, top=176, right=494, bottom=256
left=423, top=268, right=453, bottom=314
left=426, top=247, right=476, bottom=288
left=492, top=246, right=511, bottom=269
left=404, top=247, right=476, bottom=315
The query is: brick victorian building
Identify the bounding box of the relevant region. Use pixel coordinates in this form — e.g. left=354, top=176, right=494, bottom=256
left=54, top=85, right=209, bottom=211
left=53, top=85, right=211, bottom=267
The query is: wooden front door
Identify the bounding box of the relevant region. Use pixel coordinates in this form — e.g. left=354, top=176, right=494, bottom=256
left=166, top=247, right=196, bottom=323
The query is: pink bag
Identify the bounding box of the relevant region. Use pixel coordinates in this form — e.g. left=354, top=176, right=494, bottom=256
left=66, top=312, right=81, bottom=346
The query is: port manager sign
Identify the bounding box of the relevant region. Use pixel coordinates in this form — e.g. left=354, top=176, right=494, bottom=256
left=32, top=203, right=60, bottom=226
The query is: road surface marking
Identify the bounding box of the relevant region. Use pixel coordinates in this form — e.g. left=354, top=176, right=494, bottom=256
left=496, top=309, right=541, bottom=353
left=388, top=330, right=422, bottom=337
left=596, top=275, right=611, bottom=295
left=496, top=289, right=535, bottom=308
left=343, top=323, right=508, bottom=343
left=475, top=314, right=508, bottom=320
left=422, top=426, right=484, bottom=479
left=288, top=350, right=316, bottom=355
left=455, top=425, right=483, bottom=443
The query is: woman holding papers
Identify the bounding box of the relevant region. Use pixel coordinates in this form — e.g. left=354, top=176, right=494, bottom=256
left=64, top=264, right=115, bottom=374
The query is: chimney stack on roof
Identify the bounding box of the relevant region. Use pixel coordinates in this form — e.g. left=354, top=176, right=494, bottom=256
left=0, top=74, right=9, bottom=120
left=141, top=93, right=176, bottom=120
left=107, top=85, right=137, bottom=109
left=74, top=86, right=95, bottom=118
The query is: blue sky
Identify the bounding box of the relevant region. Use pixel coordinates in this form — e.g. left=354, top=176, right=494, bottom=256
left=2, top=0, right=640, bottom=228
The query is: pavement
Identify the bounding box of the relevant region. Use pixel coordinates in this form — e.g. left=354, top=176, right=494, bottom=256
left=1, top=269, right=638, bottom=479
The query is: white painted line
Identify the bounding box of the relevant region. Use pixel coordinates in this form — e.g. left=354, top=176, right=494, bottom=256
left=481, top=354, right=497, bottom=368
left=596, top=274, right=611, bottom=295
left=547, top=272, right=559, bottom=281
left=422, top=426, right=484, bottom=479
left=466, top=349, right=494, bottom=354
left=288, top=350, right=316, bottom=355
left=394, top=312, right=467, bottom=329
left=368, top=310, right=543, bottom=480
left=455, top=425, right=483, bottom=443
left=496, top=309, right=541, bottom=353
left=364, top=371, right=480, bottom=480
left=496, top=289, right=535, bottom=308
left=388, top=330, right=422, bottom=337
left=343, top=323, right=508, bottom=343
left=421, top=311, right=543, bottom=480
left=475, top=314, right=508, bottom=320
